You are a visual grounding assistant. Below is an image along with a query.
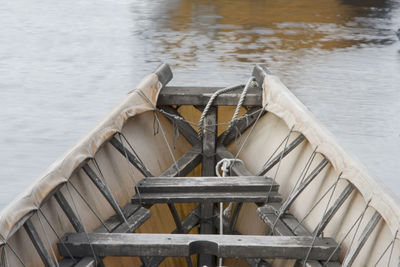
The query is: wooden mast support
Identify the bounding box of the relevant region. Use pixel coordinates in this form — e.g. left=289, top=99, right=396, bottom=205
left=199, top=106, right=217, bottom=267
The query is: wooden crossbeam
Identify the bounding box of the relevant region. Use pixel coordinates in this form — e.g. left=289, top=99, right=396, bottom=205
left=160, top=144, right=202, bottom=177
left=218, top=107, right=266, bottom=146
left=24, top=220, right=56, bottom=267
left=159, top=105, right=200, bottom=146
left=157, top=86, right=262, bottom=106
left=54, top=191, right=85, bottom=233
left=109, top=136, right=153, bottom=177
left=136, top=176, right=279, bottom=193
left=216, top=145, right=253, bottom=176
left=257, top=134, right=306, bottom=176
left=58, top=233, right=339, bottom=261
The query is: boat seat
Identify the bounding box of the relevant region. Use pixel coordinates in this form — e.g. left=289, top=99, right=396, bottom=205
left=58, top=233, right=339, bottom=261
left=131, top=176, right=282, bottom=204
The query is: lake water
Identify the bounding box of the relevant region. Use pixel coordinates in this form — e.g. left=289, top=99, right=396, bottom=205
left=0, top=0, right=399, bottom=210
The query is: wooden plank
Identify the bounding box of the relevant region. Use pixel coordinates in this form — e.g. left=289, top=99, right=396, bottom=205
left=145, top=206, right=201, bottom=267
left=54, top=191, right=85, bottom=233
left=109, top=136, right=153, bottom=177
left=59, top=233, right=339, bottom=261
left=82, top=164, right=125, bottom=222
left=252, top=64, right=271, bottom=89
left=132, top=191, right=282, bottom=204
left=24, top=220, right=56, bottom=267
left=218, top=107, right=266, bottom=146
left=257, top=205, right=293, bottom=236
left=200, top=106, right=217, bottom=267
left=168, top=203, right=184, bottom=233
left=216, top=145, right=253, bottom=176
left=341, top=211, right=381, bottom=267
left=159, top=105, right=200, bottom=146
left=314, top=183, right=355, bottom=236
left=154, top=63, right=173, bottom=87
left=157, top=85, right=262, bottom=106
left=137, top=176, right=279, bottom=193
left=257, top=134, right=306, bottom=176
left=160, top=144, right=202, bottom=177
left=279, top=158, right=329, bottom=214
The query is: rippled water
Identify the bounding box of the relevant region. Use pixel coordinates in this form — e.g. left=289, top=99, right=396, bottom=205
left=0, top=0, right=399, bottom=209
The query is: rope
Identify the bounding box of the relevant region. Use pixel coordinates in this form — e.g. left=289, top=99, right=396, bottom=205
left=198, top=84, right=245, bottom=137
left=65, top=182, right=99, bottom=265
left=323, top=201, right=370, bottom=266
left=38, top=208, right=76, bottom=262
left=117, top=133, right=143, bottom=214
left=302, top=174, right=341, bottom=266
left=219, top=77, right=257, bottom=142
left=36, top=212, right=60, bottom=267
left=92, top=158, right=130, bottom=229
left=0, top=237, right=26, bottom=267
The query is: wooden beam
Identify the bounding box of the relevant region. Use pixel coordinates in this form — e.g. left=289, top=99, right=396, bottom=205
left=154, top=63, right=173, bottom=88
left=82, top=164, right=125, bottom=222
left=314, top=183, right=355, bottom=236
left=199, top=106, right=217, bottom=267
left=54, top=191, right=85, bottom=233
left=157, top=86, right=262, bottom=106
left=109, top=137, right=153, bottom=177
left=136, top=176, right=279, bottom=193
left=168, top=203, right=184, bottom=233
left=279, top=158, right=329, bottom=214
left=218, top=107, right=266, bottom=146
left=257, top=204, right=294, bottom=236
left=132, top=191, right=282, bottom=204
left=252, top=64, right=271, bottom=89
left=59, top=233, right=339, bottom=261
left=160, top=144, right=202, bottom=177
left=257, top=134, right=306, bottom=176
left=159, top=105, right=200, bottom=146
left=341, top=211, right=381, bottom=267
left=24, top=220, right=56, bottom=267
left=216, top=145, right=253, bottom=176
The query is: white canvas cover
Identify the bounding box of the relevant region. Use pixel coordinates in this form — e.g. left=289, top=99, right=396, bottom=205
left=0, top=73, right=162, bottom=245
left=262, top=73, right=400, bottom=235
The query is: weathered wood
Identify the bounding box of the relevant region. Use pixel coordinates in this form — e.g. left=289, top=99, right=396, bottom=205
left=59, top=233, right=339, bottom=261
left=216, top=145, right=253, bottom=176
left=200, top=106, right=217, bottom=267
left=157, top=85, right=262, bottom=106
left=279, top=158, right=329, bottom=214
left=109, top=136, right=153, bottom=177
left=82, top=164, right=125, bottom=222
left=59, top=257, right=96, bottom=267
left=252, top=64, right=271, bottom=90
left=168, top=203, right=184, bottom=233
left=257, top=134, right=306, bottom=176
left=257, top=205, right=294, bottom=236
left=228, top=203, right=243, bottom=234
left=218, top=107, right=266, bottom=146
left=154, top=63, right=173, bottom=87
left=54, top=191, right=85, bottom=233
left=24, top=220, right=56, bottom=267
left=160, top=144, right=202, bottom=177
left=341, top=211, right=381, bottom=267
left=314, top=183, right=355, bottom=236
left=137, top=176, right=279, bottom=193
left=132, top=191, right=282, bottom=204
left=144, top=206, right=201, bottom=267
left=159, top=105, right=200, bottom=146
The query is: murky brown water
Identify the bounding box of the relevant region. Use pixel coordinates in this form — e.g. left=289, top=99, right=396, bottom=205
left=0, top=0, right=399, bottom=209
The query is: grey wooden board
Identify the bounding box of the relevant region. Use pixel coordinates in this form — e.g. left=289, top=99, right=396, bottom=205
left=59, top=233, right=339, bottom=261
left=341, top=211, right=381, bottom=267
left=141, top=205, right=201, bottom=267
left=160, top=144, right=202, bottom=177
left=154, top=63, right=173, bottom=87
left=157, top=86, right=262, bottom=106
left=24, top=220, right=56, bottom=267
left=257, top=205, right=293, bottom=236
left=159, top=105, right=200, bottom=146
left=59, top=257, right=96, bottom=267
left=54, top=191, right=85, bottom=233
left=137, top=176, right=279, bottom=193
left=216, top=145, right=254, bottom=176
left=218, top=107, right=266, bottom=146
left=110, top=136, right=153, bottom=177
left=132, top=191, right=282, bottom=204
left=252, top=65, right=271, bottom=88
left=257, top=134, right=306, bottom=176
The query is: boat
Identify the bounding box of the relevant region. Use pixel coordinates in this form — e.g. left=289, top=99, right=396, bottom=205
left=0, top=63, right=399, bottom=267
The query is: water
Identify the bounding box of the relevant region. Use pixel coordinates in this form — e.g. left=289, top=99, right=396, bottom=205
left=0, top=0, right=399, bottom=209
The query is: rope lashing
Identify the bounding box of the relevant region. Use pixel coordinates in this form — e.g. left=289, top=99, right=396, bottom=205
left=215, top=158, right=243, bottom=267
